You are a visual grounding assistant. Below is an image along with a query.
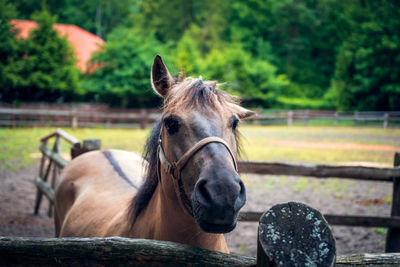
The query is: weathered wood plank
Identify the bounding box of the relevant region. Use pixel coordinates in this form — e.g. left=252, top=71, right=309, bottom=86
left=39, top=145, right=68, bottom=168
left=2, top=236, right=398, bottom=266
left=238, top=161, right=400, bottom=181
left=239, top=211, right=400, bottom=228
left=386, top=152, right=400, bottom=252
left=336, top=253, right=400, bottom=266
left=0, top=237, right=256, bottom=267
left=34, top=176, right=54, bottom=203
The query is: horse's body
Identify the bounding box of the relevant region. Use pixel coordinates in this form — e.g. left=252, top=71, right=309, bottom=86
left=54, top=150, right=143, bottom=237
left=55, top=149, right=228, bottom=251
left=54, top=55, right=254, bottom=253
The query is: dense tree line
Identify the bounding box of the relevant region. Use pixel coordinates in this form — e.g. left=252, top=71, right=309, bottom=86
left=1, top=0, right=399, bottom=110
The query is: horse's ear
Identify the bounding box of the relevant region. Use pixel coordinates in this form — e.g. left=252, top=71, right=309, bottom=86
left=238, top=107, right=256, bottom=119
left=151, top=55, right=173, bottom=97
left=228, top=103, right=256, bottom=119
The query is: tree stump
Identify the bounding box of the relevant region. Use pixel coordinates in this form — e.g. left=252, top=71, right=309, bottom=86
left=257, top=202, right=336, bottom=267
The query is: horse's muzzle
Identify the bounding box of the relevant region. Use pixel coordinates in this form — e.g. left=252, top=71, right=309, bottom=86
left=191, top=170, right=246, bottom=233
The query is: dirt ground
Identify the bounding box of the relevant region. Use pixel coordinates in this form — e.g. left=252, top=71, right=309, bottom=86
left=0, top=161, right=393, bottom=258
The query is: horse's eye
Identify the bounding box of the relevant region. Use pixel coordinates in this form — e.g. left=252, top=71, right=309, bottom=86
left=164, top=115, right=181, bottom=135
left=231, top=117, right=239, bottom=131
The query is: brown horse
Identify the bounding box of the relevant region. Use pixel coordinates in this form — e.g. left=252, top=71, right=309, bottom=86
left=54, top=55, right=255, bottom=253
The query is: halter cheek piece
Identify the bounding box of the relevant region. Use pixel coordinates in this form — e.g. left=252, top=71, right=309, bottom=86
left=157, top=135, right=238, bottom=216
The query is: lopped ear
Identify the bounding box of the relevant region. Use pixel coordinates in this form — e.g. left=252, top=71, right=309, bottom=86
left=151, top=55, right=173, bottom=97
left=228, top=103, right=256, bottom=119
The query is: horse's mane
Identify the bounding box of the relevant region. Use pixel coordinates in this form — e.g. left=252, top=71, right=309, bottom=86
left=128, top=76, right=243, bottom=224
left=128, top=118, right=161, bottom=224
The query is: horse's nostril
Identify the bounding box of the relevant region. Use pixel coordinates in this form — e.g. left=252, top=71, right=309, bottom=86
left=239, top=180, right=245, bottom=195
left=196, top=180, right=212, bottom=203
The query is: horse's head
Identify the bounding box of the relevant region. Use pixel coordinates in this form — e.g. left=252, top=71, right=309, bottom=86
left=152, top=55, right=254, bottom=233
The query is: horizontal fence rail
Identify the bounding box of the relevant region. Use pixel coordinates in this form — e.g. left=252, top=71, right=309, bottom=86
left=1, top=105, right=400, bottom=128
left=239, top=212, right=400, bottom=228
left=1, top=237, right=400, bottom=266
left=238, top=161, right=400, bottom=182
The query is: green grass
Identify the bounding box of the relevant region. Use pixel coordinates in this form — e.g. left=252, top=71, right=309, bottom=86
left=1, top=125, right=399, bottom=171
left=0, top=127, right=149, bottom=171
left=240, top=126, right=400, bottom=165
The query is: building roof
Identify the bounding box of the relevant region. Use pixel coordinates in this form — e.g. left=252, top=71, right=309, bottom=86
left=10, top=19, right=105, bottom=73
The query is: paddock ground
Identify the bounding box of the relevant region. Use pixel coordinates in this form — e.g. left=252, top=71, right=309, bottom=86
left=1, top=126, right=399, bottom=257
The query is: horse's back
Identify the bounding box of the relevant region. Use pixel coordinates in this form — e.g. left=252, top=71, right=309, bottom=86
left=54, top=149, right=145, bottom=237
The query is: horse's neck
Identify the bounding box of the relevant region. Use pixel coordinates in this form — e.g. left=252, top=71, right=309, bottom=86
left=132, top=184, right=229, bottom=253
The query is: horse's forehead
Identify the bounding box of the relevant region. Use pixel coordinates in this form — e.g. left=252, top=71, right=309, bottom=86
left=180, top=109, right=232, bottom=126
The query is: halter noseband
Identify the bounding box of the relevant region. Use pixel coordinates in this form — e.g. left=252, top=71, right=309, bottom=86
left=157, top=135, right=238, bottom=216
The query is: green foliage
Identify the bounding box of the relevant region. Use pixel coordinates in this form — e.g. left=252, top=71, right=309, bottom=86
left=4, top=0, right=400, bottom=110
left=198, top=45, right=290, bottom=107
left=81, top=27, right=164, bottom=108
left=12, top=0, right=132, bottom=38
left=332, top=1, right=400, bottom=111
left=175, top=28, right=201, bottom=75
left=0, top=6, right=79, bottom=103
left=0, top=0, right=22, bottom=101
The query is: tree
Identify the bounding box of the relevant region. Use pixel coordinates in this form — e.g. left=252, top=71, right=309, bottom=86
left=0, top=0, right=23, bottom=102
left=200, top=45, right=290, bottom=107
left=1, top=9, right=80, bottom=103
left=332, top=0, right=400, bottom=110
left=82, top=27, right=164, bottom=108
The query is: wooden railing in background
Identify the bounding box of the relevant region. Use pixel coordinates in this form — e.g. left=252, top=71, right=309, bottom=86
left=1, top=105, right=400, bottom=128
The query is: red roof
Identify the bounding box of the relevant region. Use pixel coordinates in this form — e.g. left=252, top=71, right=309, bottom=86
left=10, top=19, right=104, bottom=73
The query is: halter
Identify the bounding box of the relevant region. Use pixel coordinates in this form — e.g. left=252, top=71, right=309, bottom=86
left=157, top=134, right=238, bottom=216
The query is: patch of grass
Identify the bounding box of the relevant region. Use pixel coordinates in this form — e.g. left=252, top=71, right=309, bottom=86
left=263, top=178, right=277, bottom=190
left=374, top=227, right=387, bottom=236
left=1, top=125, right=399, bottom=171
left=382, top=196, right=393, bottom=205
left=291, top=177, right=354, bottom=197
left=239, top=243, right=247, bottom=254
left=239, top=125, right=400, bottom=165
left=0, top=127, right=149, bottom=171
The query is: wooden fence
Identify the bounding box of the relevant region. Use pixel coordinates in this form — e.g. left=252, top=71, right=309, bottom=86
left=0, top=106, right=160, bottom=129
left=2, top=237, right=400, bottom=266
left=33, top=129, right=400, bottom=254
left=1, top=105, right=400, bottom=128
left=255, top=110, right=400, bottom=128
left=4, top=202, right=400, bottom=266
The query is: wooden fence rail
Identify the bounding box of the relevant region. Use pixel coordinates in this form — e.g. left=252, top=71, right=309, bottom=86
left=5, top=202, right=400, bottom=266
left=1, top=237, right=400, bottom=266
left=238, top=161, right=400, bottom=182
left=1, top=106, right=400, bottom=128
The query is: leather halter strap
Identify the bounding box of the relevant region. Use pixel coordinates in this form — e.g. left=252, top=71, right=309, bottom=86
left=157, top=136, right=238, bottom=216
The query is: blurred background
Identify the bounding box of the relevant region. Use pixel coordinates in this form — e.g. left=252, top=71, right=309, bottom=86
left=1, top=0, right=399, bottom=111
left=1, top=0, right=400, bottom=257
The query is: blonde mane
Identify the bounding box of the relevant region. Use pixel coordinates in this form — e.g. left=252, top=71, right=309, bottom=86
left=163, top=77, right=240, bottom=115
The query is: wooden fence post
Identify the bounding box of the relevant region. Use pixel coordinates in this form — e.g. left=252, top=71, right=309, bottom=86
left=287, top=111, right=293, bottom=126
left=257, top=202, right=336, bottom=267
left=139, top=109, right=148, bottom=129
left=33, top=142, right=57, bottom=215
left=386, top=152, right=400, bottom=252
left=305, top=109, right=309, bottom=125
left=334, top=112, right=338, bottom=126
left=384, top=113, right=389, bottom=129
left=354, top=111, right=358, bottom=126
left=71, top=109, right=78, bottom=129
left=47, top=136, right=60, bottom=217
left=33, top=144, right=47, bottom=215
